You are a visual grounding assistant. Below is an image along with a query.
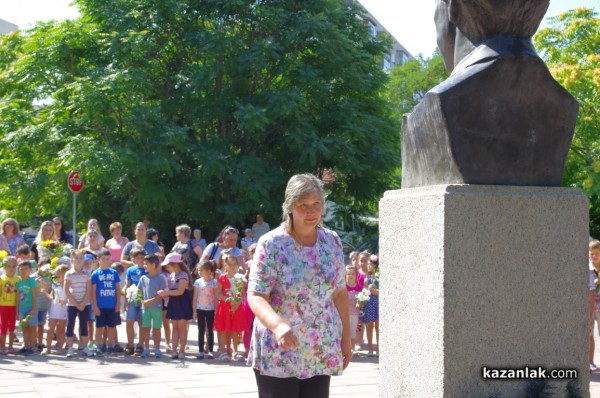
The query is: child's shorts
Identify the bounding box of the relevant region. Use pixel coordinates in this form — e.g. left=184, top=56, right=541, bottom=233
left=18, top=308, right=39, bottom=327
left=88, top=305, right=96, bottom=322
left=37, top=310, right=48, bottom=326
left=142, top=308, right=162, bottom=329
left=96, top=308, right=117, bottom=328
left=0, top=306, right=17, bottom=334
left=126, top=302, right=143, bottom=322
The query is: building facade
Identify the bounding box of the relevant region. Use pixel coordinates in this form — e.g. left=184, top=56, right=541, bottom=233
left=349, top=0, right=413, bottom=72
left=0, top=18, right=18, bottom=34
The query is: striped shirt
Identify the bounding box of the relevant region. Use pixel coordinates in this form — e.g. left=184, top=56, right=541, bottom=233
left=65, top=269, right=91, bottom=305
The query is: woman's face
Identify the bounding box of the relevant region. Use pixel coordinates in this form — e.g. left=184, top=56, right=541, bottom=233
left=53, top=220, right=62, bottom=232
left=291, top=192, right=323, bottom=232
left=222, top=232, right=238, bottom=249
left=3, top=221, right=15, bottom=235
left=194, top=231, right=201, bottom=240
left=88, top=219, right=98, bottom=230
left=112, top=227, right=122, bottom=238
left=42, top=225, right=54, bottom=239
left=176, top=230, right=186, bottom=242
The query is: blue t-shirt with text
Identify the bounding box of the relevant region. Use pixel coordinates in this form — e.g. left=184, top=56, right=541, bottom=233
left=91, top=268, right=121, bottom=309
left=126, top=265, right=147, bottom=288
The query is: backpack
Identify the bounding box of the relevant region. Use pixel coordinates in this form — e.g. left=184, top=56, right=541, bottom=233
left=174, top=241, right=198, bottom=269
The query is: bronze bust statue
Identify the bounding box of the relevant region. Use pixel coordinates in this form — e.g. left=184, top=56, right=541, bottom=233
left=401, top=0, right=578, bottom=187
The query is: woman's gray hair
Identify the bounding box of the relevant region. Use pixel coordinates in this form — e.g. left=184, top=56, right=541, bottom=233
left=447, top=0, right=549, bottom=42
left=176, top=224, right=191, bottom=239
left=281, top=173, right=326, bottom=232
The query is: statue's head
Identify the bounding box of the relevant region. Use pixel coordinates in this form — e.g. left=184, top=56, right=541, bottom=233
left=435, top=0, right=549, bottom=70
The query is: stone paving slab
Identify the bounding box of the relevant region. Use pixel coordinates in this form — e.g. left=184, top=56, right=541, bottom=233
left=5, top=318, right=600, bottom=397
left=0, top=319, right=380, bottom=398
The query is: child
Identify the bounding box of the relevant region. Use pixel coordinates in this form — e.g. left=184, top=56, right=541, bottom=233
left=43, top=264, right=70, bottom=355
left=0, top=256, right=19, bottom=354
left=83, top=252, right=98, bottom=349
left=242, top=243, right=257, bottom=358
left=91, top=248, right=121, bottom=356
left=111, top=262, right=126, bottom=353
left=345, top=265, right=363, bottom=350
left=362, top=256, right=379, bottom=357
left=160, top=262, right=172, bottom=352
left=590, top=239, right=600, bottom=370
left=34, top=262, right=53, bottom=351
left=16, top=244, right=35, bottom=267
left=64, top=249, right=93, bottom=358
left=157, top=252, right=193, bottom=359
left=192, top=260, right=218, bottom=359
left=138, top=254, right=167, bottom=358
left=122, top=247, right=147, bottom=355
left=214, top=250, right=246, bottom=361
left=15, top=260, right=39, bottom=355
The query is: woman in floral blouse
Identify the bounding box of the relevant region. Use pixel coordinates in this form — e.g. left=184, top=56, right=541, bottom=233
left=247, top=173, right=351, bottom=398
left=1, top=218, right=24, bottom=256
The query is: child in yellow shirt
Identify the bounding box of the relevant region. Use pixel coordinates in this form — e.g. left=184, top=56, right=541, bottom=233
left=0, top=256, right=20, bottom=354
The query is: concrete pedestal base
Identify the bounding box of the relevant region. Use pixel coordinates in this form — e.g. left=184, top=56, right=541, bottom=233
left=379, top=185, right=589, bottom=398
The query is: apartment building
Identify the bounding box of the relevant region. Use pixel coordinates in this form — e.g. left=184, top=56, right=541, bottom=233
left=349, top=0, right=413, bottom=71
left=0, top=18, right=18, bottom=34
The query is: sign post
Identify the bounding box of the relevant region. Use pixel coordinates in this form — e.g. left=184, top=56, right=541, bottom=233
left=67, top=170, right=84, bottom=247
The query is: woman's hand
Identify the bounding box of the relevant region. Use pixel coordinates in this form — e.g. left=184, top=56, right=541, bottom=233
left=341, top=336, right=353, bottom=370
left=273, top=323, right=299, bottom=350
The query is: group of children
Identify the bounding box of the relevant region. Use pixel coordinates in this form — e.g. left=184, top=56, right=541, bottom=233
left=346, top=250, right=380, bottom=357
left=0, top=238, right=256, bottom=362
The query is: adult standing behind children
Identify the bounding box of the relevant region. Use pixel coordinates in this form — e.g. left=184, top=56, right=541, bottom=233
left=171, top=224, right=198, bottom=270
left=121, top=222, right=160, bottom=267
left=53, top=217, right=73, bottom=246
left=251, top=214, right=270, bottom=241
left=78, top=219, right=105, bottom=249
left=201, top=226, right=243, bottom=268
left=30, top=221, right=58, bottom=261
left=105, top=222, right=129, bottom=263
left=1, top=218, right=24, bottom=256
left=247, top=174, right=351, bottom=397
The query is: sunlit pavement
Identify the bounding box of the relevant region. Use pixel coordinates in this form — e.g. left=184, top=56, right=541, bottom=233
left=0, top=320, right=379, bottom=397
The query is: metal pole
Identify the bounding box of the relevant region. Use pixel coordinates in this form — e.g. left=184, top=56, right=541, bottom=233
left=72, top=192, right=76, bottom=248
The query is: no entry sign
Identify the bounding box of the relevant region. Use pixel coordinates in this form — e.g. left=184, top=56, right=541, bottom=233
left=67, top=170, right=84, bottom=193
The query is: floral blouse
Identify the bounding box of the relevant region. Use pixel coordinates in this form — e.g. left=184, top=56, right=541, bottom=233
left=248, top=226, right=345, bottom=379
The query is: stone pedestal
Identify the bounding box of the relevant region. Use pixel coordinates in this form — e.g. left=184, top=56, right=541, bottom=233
left=379, top=185, right=589, bottom=398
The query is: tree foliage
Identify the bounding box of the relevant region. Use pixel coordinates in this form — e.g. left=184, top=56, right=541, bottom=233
left=385, top=51, right=448, bottom=121
left=535, top=8, right=600, bottom=236
left=0, top=0, right=399, bottom=240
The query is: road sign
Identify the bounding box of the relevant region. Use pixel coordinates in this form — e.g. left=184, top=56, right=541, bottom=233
left=67, top=170, right=84, bottom=193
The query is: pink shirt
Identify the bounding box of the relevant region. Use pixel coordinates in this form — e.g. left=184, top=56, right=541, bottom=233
left=105, top=237, right=129, bottom=262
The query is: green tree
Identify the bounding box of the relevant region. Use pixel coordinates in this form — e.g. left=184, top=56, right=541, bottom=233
left=386, top=51, right=448, bottom=121
left=0, top=0, right=399, bottom=240
left=534, top=8, right=600, bottom=236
